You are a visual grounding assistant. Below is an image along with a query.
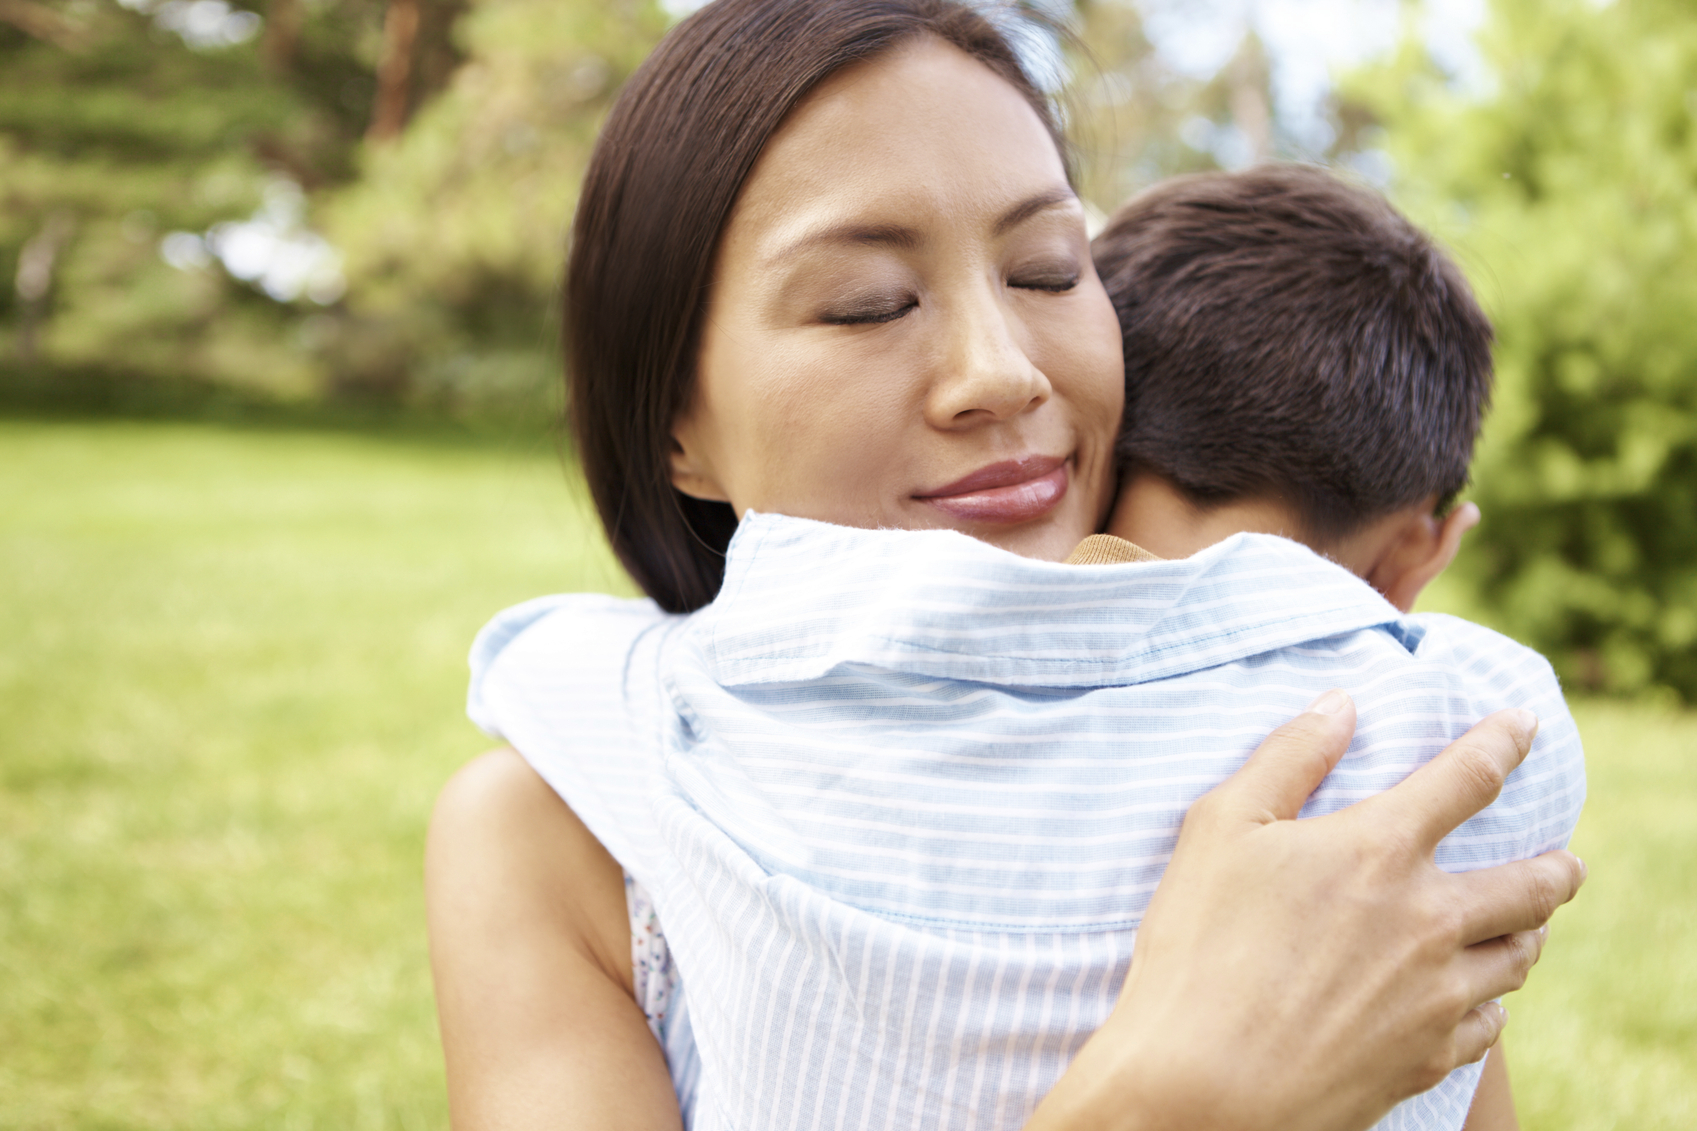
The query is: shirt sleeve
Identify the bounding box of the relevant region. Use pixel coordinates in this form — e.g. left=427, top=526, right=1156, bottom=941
left=1411, top=614, right=1588, bottom=871
left=467, top=593, right=683, bottom=885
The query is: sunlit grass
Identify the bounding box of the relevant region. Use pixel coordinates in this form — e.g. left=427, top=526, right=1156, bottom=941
left=0, top=419, right=1690, bottom=1129
left=1507, top=702, right=1697, bottom=1131
left=0, top=419, right=631, bottom=1130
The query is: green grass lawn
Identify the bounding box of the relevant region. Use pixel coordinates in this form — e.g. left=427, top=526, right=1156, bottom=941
left=0, top=418, right=631, bottom=1130
left=1, top=418, right=1692, bottom=1130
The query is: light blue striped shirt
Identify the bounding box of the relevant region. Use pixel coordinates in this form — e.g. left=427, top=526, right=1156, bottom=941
left=469, top=512, right=1585, bottom=1131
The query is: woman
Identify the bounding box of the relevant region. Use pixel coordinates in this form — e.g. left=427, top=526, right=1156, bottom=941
left=427, top=2, right=1585, bottom=1128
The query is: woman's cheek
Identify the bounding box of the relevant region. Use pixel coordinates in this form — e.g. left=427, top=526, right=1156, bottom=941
left=742, top=352, right=897, bottom=517
left=1044, top=299, right=1123, bottom=431
left=1046, top=294, right=1124, bottom=521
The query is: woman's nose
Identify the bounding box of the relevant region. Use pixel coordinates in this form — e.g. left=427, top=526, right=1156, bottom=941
left=923, top=289, right=1052, bottom=429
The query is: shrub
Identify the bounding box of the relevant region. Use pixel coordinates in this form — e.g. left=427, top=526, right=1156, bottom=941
left=1348, top=0, right=1697, bottom=698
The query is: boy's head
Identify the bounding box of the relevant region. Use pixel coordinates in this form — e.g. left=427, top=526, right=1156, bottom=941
left=1093, top=163, right=1494, bottom=611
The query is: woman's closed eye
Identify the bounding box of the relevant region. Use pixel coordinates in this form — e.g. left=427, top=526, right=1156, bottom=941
left=819, top=295, right=918, bottom=325
left=1009, top=263, right=1080, bottom=293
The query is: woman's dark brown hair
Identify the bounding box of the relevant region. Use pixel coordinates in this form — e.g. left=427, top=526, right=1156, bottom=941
left=565, top=0, right=1065, bottom=613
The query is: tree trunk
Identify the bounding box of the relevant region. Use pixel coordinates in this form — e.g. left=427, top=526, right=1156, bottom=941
left=366, top=0, right=421, bottom=143
left=14, top=213, right=74, bottom=368
left=262, top=0, right=302, bottom=73
left=1227, top=33, right=1272, bottom=166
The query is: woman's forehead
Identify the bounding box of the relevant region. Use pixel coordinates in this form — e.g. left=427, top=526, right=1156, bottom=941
left=723, top=36, right=1072, bottom=260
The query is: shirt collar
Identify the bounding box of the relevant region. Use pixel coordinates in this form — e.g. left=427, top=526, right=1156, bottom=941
left=689, top=511, right=1404, bottom=690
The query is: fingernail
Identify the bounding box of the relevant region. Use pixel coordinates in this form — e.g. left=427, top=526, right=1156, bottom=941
left=1577, top=857, right=1588, bottom=882
left=1508, top=708, right=1539, bottom=741
left=1306, top=688, right=1350, bottom=715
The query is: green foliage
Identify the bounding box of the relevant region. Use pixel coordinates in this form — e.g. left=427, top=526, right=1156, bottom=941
left=0, top=0, right=1276, bottom=418
left=11, top=0, right=1696, bottom=694
left=317, top=0, right=665, bottom=411
left=0, top=0, right=392, bottom=401
left=1347, top=0, right=1697, bottom=698
left=0, top=0, right=663, bottom=419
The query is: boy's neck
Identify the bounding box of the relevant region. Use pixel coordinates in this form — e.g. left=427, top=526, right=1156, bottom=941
left=1106, top=471, right=1404, bottom=579
left=1108, top=471, right=1319, bottom=561
left=1104, top=471, right=1468, bottom=615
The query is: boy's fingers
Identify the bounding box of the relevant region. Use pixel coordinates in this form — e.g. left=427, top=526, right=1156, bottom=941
left=1357, top=710, right=1537, bottom=851
left=1450, top=851, right=1586, bottom=945
left=1209, top=690, right=1357, bottom=823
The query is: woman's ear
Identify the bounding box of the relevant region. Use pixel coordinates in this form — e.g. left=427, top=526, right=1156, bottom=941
left=1369, top=502, right=1480, bottom=614
left=668, top=427, right=730, bottom=503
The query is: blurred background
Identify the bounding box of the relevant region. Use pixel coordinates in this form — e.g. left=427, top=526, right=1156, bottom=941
left=1, top=0, right=1692, bottom=1127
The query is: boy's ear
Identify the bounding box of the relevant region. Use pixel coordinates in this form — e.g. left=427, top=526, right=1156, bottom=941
left=1368, top=502, right=1480, bottom=614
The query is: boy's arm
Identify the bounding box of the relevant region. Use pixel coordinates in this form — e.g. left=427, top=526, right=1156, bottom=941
left=1461, top=1041, right=1518, bottom=1131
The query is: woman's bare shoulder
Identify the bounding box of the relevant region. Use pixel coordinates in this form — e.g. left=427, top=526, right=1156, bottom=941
left=428, top=748, right=632, bottom=987
left=427, top=749, right=682, bottom=1130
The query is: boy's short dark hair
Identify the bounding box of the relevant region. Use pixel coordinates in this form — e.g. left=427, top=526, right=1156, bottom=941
left=1093, top=163, right=1494, bottom=541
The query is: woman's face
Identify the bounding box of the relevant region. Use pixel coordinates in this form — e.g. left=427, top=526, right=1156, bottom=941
left=669, top=37, right=1124, bottom=561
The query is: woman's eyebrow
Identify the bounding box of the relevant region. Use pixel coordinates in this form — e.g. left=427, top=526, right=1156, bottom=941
left=771, top=187, right=1077, bottom=264
left=994, top=186, right=1077, bottom=235
left=775, top=222, right=921, bottom=262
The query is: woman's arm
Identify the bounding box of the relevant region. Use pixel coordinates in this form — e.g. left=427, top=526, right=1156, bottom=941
left=426, top=749, right=682, bottom=1131
left=427, top=699, right=1582, bottom=1131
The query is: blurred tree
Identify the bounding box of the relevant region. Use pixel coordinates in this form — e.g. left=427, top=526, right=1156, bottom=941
left=317, top=0, right=665, bottom=413
left=2, top=0, right=1265, bottom=416
left=1069, top=0, right=1201, bottom=214
left=1344, top=0, right=1697, bottom=698
left=1067, top=0, right=1281, bottom=218
left=0, top=0, right=460, bottom=405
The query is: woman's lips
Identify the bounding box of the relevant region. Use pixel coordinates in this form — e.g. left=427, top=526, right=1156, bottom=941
left=915, top=455, right=1069, bottom=524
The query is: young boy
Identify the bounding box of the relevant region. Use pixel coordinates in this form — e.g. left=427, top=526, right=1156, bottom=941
left=1078, top=163, right=1490, bottom=607
left=469, top=166, right=1584, bottom=1131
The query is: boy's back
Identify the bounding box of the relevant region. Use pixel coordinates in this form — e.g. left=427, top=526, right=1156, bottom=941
left=557, top=513, right=1581, bottom=1129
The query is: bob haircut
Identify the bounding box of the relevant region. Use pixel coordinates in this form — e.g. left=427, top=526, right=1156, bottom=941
left=565, top=0, right=1067, bottom=614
